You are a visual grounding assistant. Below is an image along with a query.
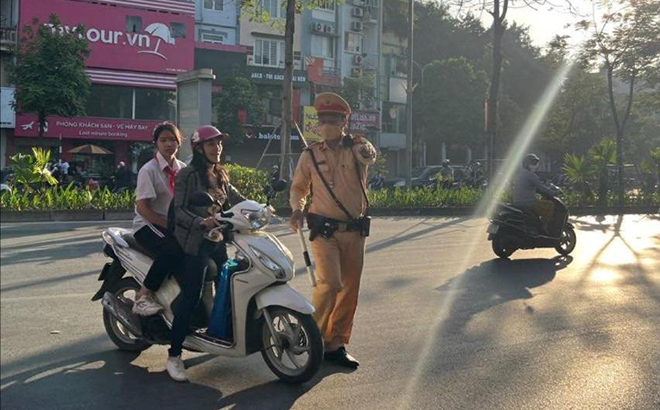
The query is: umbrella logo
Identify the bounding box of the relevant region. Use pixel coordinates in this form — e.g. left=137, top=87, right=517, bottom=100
left=138, top=23, right=175, bottom=60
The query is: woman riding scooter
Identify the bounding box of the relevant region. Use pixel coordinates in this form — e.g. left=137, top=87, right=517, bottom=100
left=166, top=125, right=246, bottom=382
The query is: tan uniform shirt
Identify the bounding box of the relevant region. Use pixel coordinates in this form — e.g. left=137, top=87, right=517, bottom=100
left=290, top=137, right=377, bottom=221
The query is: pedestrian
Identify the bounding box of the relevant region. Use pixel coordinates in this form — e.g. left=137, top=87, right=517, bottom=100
left=115, top=161, right=132, bottom=189
left=289, top=92, right=377, bottom=369
left=59, top=159, right=70, bottom=177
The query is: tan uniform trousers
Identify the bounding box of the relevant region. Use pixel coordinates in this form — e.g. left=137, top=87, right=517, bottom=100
left=533, top=199, right=555, bottom=222
left=310, top=230, right=366, bottom=351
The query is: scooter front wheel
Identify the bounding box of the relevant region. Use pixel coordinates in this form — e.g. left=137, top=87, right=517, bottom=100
left=260, top=307, right=323, bottom=384
left=555, top=226, right=577, bottom=256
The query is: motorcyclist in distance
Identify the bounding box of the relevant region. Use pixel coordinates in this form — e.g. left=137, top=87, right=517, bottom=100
left=512, top=154, right=561, bottom=234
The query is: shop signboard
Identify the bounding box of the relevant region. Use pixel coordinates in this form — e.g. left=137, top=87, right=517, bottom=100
left=20, top=0, right=194, bottom=75
left=0, top=87, right=15, bottom=128
left=14, top=114, right=162, bottom=141
left=248, top=67, right=308, bottom=86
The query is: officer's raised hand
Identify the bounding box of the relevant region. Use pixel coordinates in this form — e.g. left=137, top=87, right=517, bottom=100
left=290, top=209, right=304, bottom=232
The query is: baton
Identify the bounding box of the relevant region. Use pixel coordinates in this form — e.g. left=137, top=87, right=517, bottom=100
left=293, top=121, right=317, bottom=287
left=296, top=221, right=316, bottom=287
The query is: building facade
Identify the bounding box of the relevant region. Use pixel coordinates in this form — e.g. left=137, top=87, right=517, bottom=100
left=0, top=0, right=19, bottom=169
left=9, top=0, right=195, bottom=175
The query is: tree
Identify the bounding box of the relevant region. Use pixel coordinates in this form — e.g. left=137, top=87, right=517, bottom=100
left=214, top=77, right=265, bottom=146
left=417, top=58, right=488, bottom=157
left=10, top=148, right=58, bottom=189
left=578, top=0, right=660, bottom=207
left=8, top=14, right=90, bottom=144
left=242, top=0, right=346, bottom=181
left=589, top=138, right=617, bottom=205
left=448, top=0, right=576, bottom=181
left=562, top=153, right=593, bottom=201
left=341, top=74, right=376, bottom=111
left=538, top=64, right=612, bottom=164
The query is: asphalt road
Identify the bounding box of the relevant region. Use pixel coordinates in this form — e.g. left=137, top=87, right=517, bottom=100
left=1, top=215, right=659, bottom=410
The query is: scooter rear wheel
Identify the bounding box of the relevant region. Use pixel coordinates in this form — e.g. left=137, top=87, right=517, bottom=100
left=492, top=236, right=516, bottom=258
left=103, top=277, right=151, bottom=352
left=555, top=226, right=577, bottom=256
left=260, top=307, right=323, bottom=384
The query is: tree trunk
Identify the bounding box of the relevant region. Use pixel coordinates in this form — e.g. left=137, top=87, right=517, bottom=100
left=606, top=63, right=636, bottom=209
left=487, top=0, right=507, bottom=183
left=280, top=0, right=296, bottom=183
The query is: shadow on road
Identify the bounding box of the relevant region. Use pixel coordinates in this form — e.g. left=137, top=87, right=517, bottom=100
left=216, top=365, right=351, bottom=410
left=0, top=350, right=223, bottom=410
left=435, top=256, right=573, bottom=336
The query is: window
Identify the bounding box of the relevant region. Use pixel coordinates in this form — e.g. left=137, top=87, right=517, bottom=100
left=86, top=85, right=174, bottom=120
left=260, top=0, right=282, bottom=19
left=253, top=38, right=285, bottom=67
left=204, top=0, right=224, bottom=11
left=170, top=22, right=186, bottom=39
left=135, top=88, right=175, bottom=120
left=201, top=32, right=225, bottom=44
left=382, top=102, right=407, bottom=134
left=86, top=85, right=133, bottom=119
left=344, top=32, right=363, bottom=53
left=126, top=16, right=142, bottom=33
left=317, top=0, right=335, bottom=10
left=311, top=35, right=334, bottom=59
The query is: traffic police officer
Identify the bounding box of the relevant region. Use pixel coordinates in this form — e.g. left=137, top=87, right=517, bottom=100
left=290, top=92, right=376, bottom=369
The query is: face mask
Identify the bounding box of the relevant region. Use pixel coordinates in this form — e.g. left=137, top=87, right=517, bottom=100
left=529, top=163, right=539, bottom=171
left=319, top=123, right=343, bottom=140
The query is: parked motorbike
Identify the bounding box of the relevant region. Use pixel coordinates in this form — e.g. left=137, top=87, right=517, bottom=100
left=487, top=190, right=577, bottom=258
left=92, top=180, right=323, bottom=383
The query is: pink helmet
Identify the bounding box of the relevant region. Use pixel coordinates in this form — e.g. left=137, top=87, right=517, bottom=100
left=191, top=125, right=226, bottom=150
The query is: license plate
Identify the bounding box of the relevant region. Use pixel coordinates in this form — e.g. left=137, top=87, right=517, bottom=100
left=487, top=224, right=499, bottom=234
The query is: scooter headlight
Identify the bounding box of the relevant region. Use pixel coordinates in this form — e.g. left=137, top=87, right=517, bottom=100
left=242, top=206, right=273, bottom=230
left=249, top=245, right=286, bottom=279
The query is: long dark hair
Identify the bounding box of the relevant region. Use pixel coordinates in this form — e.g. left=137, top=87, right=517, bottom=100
left=190, top=148, right=229, bottom=189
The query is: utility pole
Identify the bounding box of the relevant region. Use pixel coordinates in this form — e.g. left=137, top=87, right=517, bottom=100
left=405, top=0, right=414, bottom=187
left=281, top=0, right=296, bottom=182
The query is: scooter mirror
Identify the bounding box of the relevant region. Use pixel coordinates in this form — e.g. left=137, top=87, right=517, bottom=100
left=272, top=179, right=288, bottom=192
left=190, top=191, right=215, bottom=207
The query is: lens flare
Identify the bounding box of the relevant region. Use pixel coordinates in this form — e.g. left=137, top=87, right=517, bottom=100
left=395, top=60, right=575, bottom=410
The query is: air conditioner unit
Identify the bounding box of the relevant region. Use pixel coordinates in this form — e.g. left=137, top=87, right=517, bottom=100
left=351, top=67, right=362, bottom=77
left=353, top=54, right=364, bottom=65
left=324, top=24, right=334, bottom=34
left=352, top=7, right=364, bottom=17
left=353, top=0, right=366, bottom=6
left=351, top=21, right=363, bottom=31
left=311, top=22, right=324, bottom=32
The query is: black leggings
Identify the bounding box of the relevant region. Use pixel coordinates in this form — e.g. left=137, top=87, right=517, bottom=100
left=133, top=225, right=183, bottom=292
left=168, top=241, right=228, bottom=357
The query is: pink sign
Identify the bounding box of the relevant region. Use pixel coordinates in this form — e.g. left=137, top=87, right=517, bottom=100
left=15, top=114, right=162, bottom=141
left=20, top=0, right=194, bottom=75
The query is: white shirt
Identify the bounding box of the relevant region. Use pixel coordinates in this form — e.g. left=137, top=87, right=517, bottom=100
left=132, top=152, right=186, bottom=232
left=60, top=161, right=70, bottom=175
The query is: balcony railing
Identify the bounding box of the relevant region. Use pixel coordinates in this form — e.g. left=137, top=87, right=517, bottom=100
left=0, top=26, right=18, bottom=48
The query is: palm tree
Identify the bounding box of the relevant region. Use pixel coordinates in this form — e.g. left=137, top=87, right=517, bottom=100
left=588, top=139, right=616, bottom=205
left=10, top=148, right=58, bottom=190
left=563, top=153, right=593, bottom=203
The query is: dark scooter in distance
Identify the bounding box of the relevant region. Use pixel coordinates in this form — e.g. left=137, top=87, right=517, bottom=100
left=487, top=187, right=577, bottom=258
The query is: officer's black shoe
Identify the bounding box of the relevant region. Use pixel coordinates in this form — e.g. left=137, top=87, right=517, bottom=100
left=324, top=347, right=359, bottom=369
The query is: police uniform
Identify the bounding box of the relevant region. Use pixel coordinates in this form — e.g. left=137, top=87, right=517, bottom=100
left=290, top=93, right=376, bottom=364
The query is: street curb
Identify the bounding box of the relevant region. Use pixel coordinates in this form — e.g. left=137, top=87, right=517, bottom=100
left=2, top=206, right=657, bottom=222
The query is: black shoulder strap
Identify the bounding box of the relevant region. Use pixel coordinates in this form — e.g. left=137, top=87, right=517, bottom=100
left=308, top=149, right=356, bottom=221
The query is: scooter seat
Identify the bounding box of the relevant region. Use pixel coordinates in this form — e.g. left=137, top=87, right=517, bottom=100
left=120, top=233, right=156, bottom=259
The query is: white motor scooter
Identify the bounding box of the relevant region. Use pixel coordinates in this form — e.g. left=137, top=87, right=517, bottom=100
left=92, top=181, right=323, bottom=383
